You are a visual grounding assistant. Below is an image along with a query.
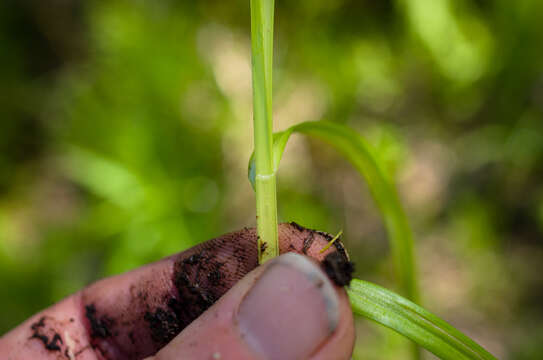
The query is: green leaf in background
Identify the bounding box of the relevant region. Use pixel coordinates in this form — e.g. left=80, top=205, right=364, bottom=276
left=348, top=279, right=497, bottom=360
left=249, top=120, right=417, bottom=301
left=61, top=146, right=146, bottom=210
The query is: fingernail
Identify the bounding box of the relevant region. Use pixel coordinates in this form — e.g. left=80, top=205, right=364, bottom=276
left=237, top=253, right=340, bottom=360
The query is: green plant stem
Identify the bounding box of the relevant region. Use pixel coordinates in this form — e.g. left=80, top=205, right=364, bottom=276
left=250, top=0, right=278, bottom=263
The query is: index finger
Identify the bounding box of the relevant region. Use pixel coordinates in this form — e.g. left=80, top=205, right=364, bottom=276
left=0, top=223, right=350, bottom=360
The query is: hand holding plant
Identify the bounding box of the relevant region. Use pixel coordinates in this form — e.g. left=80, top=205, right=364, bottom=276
left=0, top=224, right=356, bottom=359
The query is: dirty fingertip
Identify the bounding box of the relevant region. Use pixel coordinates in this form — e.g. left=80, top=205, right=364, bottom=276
left=237, top=253, right=340, bottom=360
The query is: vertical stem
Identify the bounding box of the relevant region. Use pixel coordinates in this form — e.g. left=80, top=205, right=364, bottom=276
left=250, top=0, right=278, bottom=263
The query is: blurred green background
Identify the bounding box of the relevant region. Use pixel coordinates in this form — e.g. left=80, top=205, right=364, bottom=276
left=1, top=0, right=543, bottom=358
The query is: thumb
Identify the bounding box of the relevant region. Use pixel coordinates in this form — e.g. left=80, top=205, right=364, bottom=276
left=150, top=253, right=355, bottom=360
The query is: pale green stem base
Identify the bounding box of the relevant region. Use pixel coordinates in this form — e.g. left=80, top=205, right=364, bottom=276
left=255, top=174, right=278, bottom=262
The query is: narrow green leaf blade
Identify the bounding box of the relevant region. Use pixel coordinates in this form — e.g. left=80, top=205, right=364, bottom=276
left=348, top=279, right=497, bottom=360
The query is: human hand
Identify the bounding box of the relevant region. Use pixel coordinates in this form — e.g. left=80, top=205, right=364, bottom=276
left=0, top=223, right=355, bottom=360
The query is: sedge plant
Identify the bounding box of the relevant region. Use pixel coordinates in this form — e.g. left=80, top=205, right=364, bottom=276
left=248, top=1, right=497, bottom=360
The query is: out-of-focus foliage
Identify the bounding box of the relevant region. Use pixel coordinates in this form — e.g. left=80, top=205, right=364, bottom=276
left=1, top=0, right=542, bottom=358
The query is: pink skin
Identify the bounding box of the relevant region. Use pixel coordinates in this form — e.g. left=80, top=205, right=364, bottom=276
left=0, top=223, right=355, bottom=360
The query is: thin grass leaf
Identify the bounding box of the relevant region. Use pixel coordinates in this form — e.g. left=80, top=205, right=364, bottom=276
left=348, top=279, right=497, bottom=360
left=249, top=121, right=417, bottom=301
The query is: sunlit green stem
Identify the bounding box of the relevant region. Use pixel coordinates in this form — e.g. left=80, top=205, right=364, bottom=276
left=250, top=0, right=278, bottom=263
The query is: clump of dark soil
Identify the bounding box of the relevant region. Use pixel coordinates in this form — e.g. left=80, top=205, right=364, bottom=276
left=144, top=308, right=181, bottom=345
left=85, top=304, right=114, bottom=339
left=260, top=241, right=268, bottom=253
left=321, top=251, right=355, bottom=287
left=169, top=251, right=221, bottom=329
left=29, top=316, right=63, bottom=352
